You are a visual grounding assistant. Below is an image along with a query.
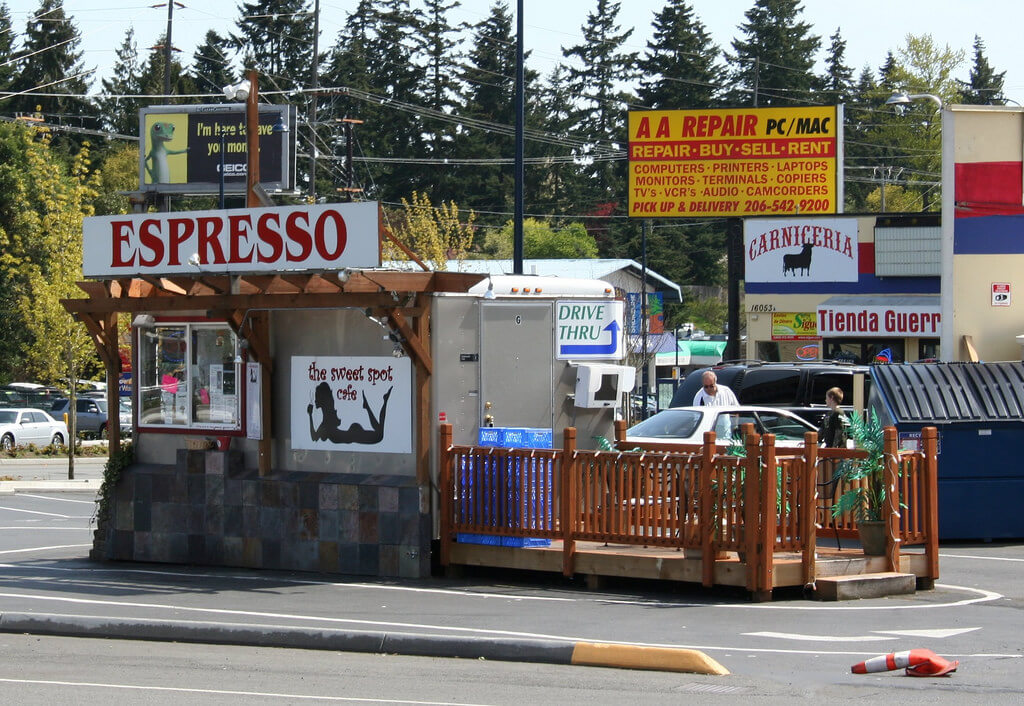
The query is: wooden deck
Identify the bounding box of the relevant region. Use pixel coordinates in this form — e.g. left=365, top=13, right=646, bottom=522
left=438, top=424, right=941, bottom=601
left=449, top=539, right=931, bottom=591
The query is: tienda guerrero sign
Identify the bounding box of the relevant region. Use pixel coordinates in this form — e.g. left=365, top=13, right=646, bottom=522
left=82, top=202, right=381, bottom=277
left=817, top=303, right=941, bottom=338
left=628, top=106, right=840, bottom=218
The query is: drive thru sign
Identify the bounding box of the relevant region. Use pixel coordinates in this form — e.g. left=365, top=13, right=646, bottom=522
left=555, top=300, right=625, bottom=360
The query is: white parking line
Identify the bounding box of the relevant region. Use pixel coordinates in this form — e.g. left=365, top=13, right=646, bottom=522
left=17, top=494, right=96, bottom=505
left=0, top=545, right=91, bottom=556
left=0, top=506, right=83, bottom=519
left=0, top=678, right=484, bottom=705
left=940, top=552, right=1024, bottom=562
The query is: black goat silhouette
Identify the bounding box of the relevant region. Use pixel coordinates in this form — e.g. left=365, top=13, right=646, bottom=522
left=783, top=243, right=813, bottom=276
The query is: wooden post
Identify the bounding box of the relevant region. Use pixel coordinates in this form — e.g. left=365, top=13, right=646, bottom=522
left=103, top=312, right=122, bottom=456
left=758, top=434, right=776, bottom=598
left=923, top=426, right=940, bottom=581
left=561, top=427, right=577, bottom=577
left=699, top=431, right=716, bottom=587
left=743, top=428, right=761, bottom=595
left=883, top=426, right=901, bottom=573
left=801, top=431, right=819, bottom=589
left=613, top=419, right=626, bottom=447
left=439, top=423, right=453, bottom=568
left=414, top=297, right=431, bottom=487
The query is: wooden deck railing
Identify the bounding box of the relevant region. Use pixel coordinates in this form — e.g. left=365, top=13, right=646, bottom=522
left=438, top=423, right=940, bottom=594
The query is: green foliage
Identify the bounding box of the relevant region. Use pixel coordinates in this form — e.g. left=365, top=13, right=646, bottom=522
left=958, top=35, right=1006, bottom=104
left=387, top=192, right=475, bottom=269
left=831, top=409, right=887, bottom=523
left=726, top=0, right=821, bottom=106
left=480, top=218, right=597, bottom=260
left=96, top=442, right=134, bottom=527
left=637, top=0, right=723, bottom=109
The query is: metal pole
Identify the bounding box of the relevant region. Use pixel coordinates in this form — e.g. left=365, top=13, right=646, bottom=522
left=513, top=0, right=524, bottom=274
left=309, top=0, right=320, bottom=203
left=346, top=120, right=354, bottom=200
left=246, top=69, right=260, bottom=208
left=163, top=0, right=174, bottom=95
left=218, top=132, right=226, bottom=209
left=726, top=217, right=742, bottom=361
left=641, top=219, right=649, bottom=419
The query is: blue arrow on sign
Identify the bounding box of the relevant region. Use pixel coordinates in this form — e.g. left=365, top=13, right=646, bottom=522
left=560, top=320, right=620, bottom=356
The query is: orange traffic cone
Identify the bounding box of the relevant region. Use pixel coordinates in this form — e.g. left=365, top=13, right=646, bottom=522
left=851, top=648, right=958, bottom=676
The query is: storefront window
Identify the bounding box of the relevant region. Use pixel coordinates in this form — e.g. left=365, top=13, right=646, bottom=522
left=138, top=323, right=241, bottom=430
left=823, top=339, right=905, bottom=365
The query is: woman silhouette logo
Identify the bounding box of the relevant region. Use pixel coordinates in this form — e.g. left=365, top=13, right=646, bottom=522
left=307, top=381, right=392, bottom=445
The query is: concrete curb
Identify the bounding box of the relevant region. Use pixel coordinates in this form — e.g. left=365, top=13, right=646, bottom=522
left=0, top=612, right=728, bottom=675
left=0, top=480, right=101, bottom=495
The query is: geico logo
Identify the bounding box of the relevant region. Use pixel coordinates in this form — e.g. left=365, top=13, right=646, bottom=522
left=220, top=164, right=247, bottom=173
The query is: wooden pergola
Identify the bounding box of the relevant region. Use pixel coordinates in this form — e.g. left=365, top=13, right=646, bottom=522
left=61, top=269, right=484, bottom=480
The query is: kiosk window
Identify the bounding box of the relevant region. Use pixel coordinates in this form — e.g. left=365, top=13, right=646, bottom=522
left=138, top=323, right=241, bottom=430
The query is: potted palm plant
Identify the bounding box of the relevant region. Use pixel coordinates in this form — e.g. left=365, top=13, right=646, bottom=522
left=831, top=409, right=888, bottom=555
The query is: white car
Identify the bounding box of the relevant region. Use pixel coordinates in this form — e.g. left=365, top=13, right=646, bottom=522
left=625, top=405, right=818, bottom=447
left=0, top=408, right=69, bottom=450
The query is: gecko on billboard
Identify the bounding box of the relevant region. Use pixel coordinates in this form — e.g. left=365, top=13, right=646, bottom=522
left=139, top=104, right=296, bottom=195
left=627, top=106, right=841, bottom=218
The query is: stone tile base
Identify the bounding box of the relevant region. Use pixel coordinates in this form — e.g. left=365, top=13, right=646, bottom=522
left=96, top=450, right=431, bottom=578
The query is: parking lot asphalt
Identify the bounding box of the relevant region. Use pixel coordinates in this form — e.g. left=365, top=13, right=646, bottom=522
left=0, top=464, right=727, bottom=675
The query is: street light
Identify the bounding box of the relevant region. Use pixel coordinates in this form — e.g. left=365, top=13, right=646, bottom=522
left=885, top=91, right=943, bottom=115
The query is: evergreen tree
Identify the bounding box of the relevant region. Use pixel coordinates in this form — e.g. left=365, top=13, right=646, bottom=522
left=726, top=0, right=820, bottom=107
left=231, top=0, right=315, bottom=96
left=0, top=3, right=16, bottom=92
left=959, top=35, right=1006, bottom=105
left=822, top=28, right=853, bottom=104
left=137, top=34, right=191, bottom=103
left=189, top=30, right=236, bottom=97
left=561, top=0, right=637, bottom=213
left=636, top=0, right=723, bottom=110
left=420, top=0, right=464, bottom=197
left=96, top=28, right=143, bottom=136
left=9, top=0, right=93, bottom=128
left=320, top=0, right=376, bottom=197
left=451, top=2, right=517, bottom=216
left=364, top=0, right=428, bottom=196
left=842, top=65, right=883, bottom=210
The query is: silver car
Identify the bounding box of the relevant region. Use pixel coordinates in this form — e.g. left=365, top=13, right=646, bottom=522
left=0, top=408, right=69, bottom=450
left=626, top=404, right=817, bottom=447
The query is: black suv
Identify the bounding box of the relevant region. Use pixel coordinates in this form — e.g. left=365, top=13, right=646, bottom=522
left=668, top=361, right=871, bottom=426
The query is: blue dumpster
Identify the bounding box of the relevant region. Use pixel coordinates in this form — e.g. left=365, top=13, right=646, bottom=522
left=871, top=362, right=1024, bottom=540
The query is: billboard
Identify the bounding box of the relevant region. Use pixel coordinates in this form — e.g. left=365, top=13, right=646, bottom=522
left=628, top=106, right=841, bottom=218
left=139, top=104, right=295, bottom=195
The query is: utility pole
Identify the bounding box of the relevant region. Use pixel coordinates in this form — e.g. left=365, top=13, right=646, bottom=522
left=513, top=0, right=525, bottom=274
left=337, top=118, right=363, bottom=202
left=309, top=0, right=320, bottom=203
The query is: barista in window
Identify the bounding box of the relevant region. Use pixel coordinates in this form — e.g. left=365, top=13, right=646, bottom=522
left=307, top=381, right=392, bottom=444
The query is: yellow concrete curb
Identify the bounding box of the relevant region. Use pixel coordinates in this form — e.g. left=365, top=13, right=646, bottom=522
left=570, top=641, right=729, bottom=675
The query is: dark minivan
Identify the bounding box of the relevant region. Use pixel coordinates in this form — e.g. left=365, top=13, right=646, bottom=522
left=668, top=360, right=870, bottom=426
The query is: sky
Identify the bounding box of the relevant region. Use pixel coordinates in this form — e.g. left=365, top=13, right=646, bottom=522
left=11, top=1, right=1024, bottom=102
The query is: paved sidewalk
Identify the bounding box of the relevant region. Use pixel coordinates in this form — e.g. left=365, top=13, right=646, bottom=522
left=0, top=455, right=105, bottom=492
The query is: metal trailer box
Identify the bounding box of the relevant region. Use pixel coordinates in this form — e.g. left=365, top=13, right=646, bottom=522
left=869, top=362, right=1024, bottom=540
left=430, top=275, right=631, bottom=452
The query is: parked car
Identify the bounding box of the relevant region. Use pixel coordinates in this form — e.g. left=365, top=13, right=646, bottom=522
left=0, top=384, right=63, bottom=410
left=668, top=360, right=870, bottom=427
left=51, top=397, right=132, bottom=439
left=0, top=408, right=68, bottom=449
left=625, top=404, right=818, bottom=447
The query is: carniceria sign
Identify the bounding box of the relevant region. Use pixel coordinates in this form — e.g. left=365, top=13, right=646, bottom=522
left=555, top=300, right=625, bottom=360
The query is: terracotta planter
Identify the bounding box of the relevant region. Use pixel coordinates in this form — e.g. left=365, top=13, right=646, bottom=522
left=857, top=520, right=887, bottom=556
